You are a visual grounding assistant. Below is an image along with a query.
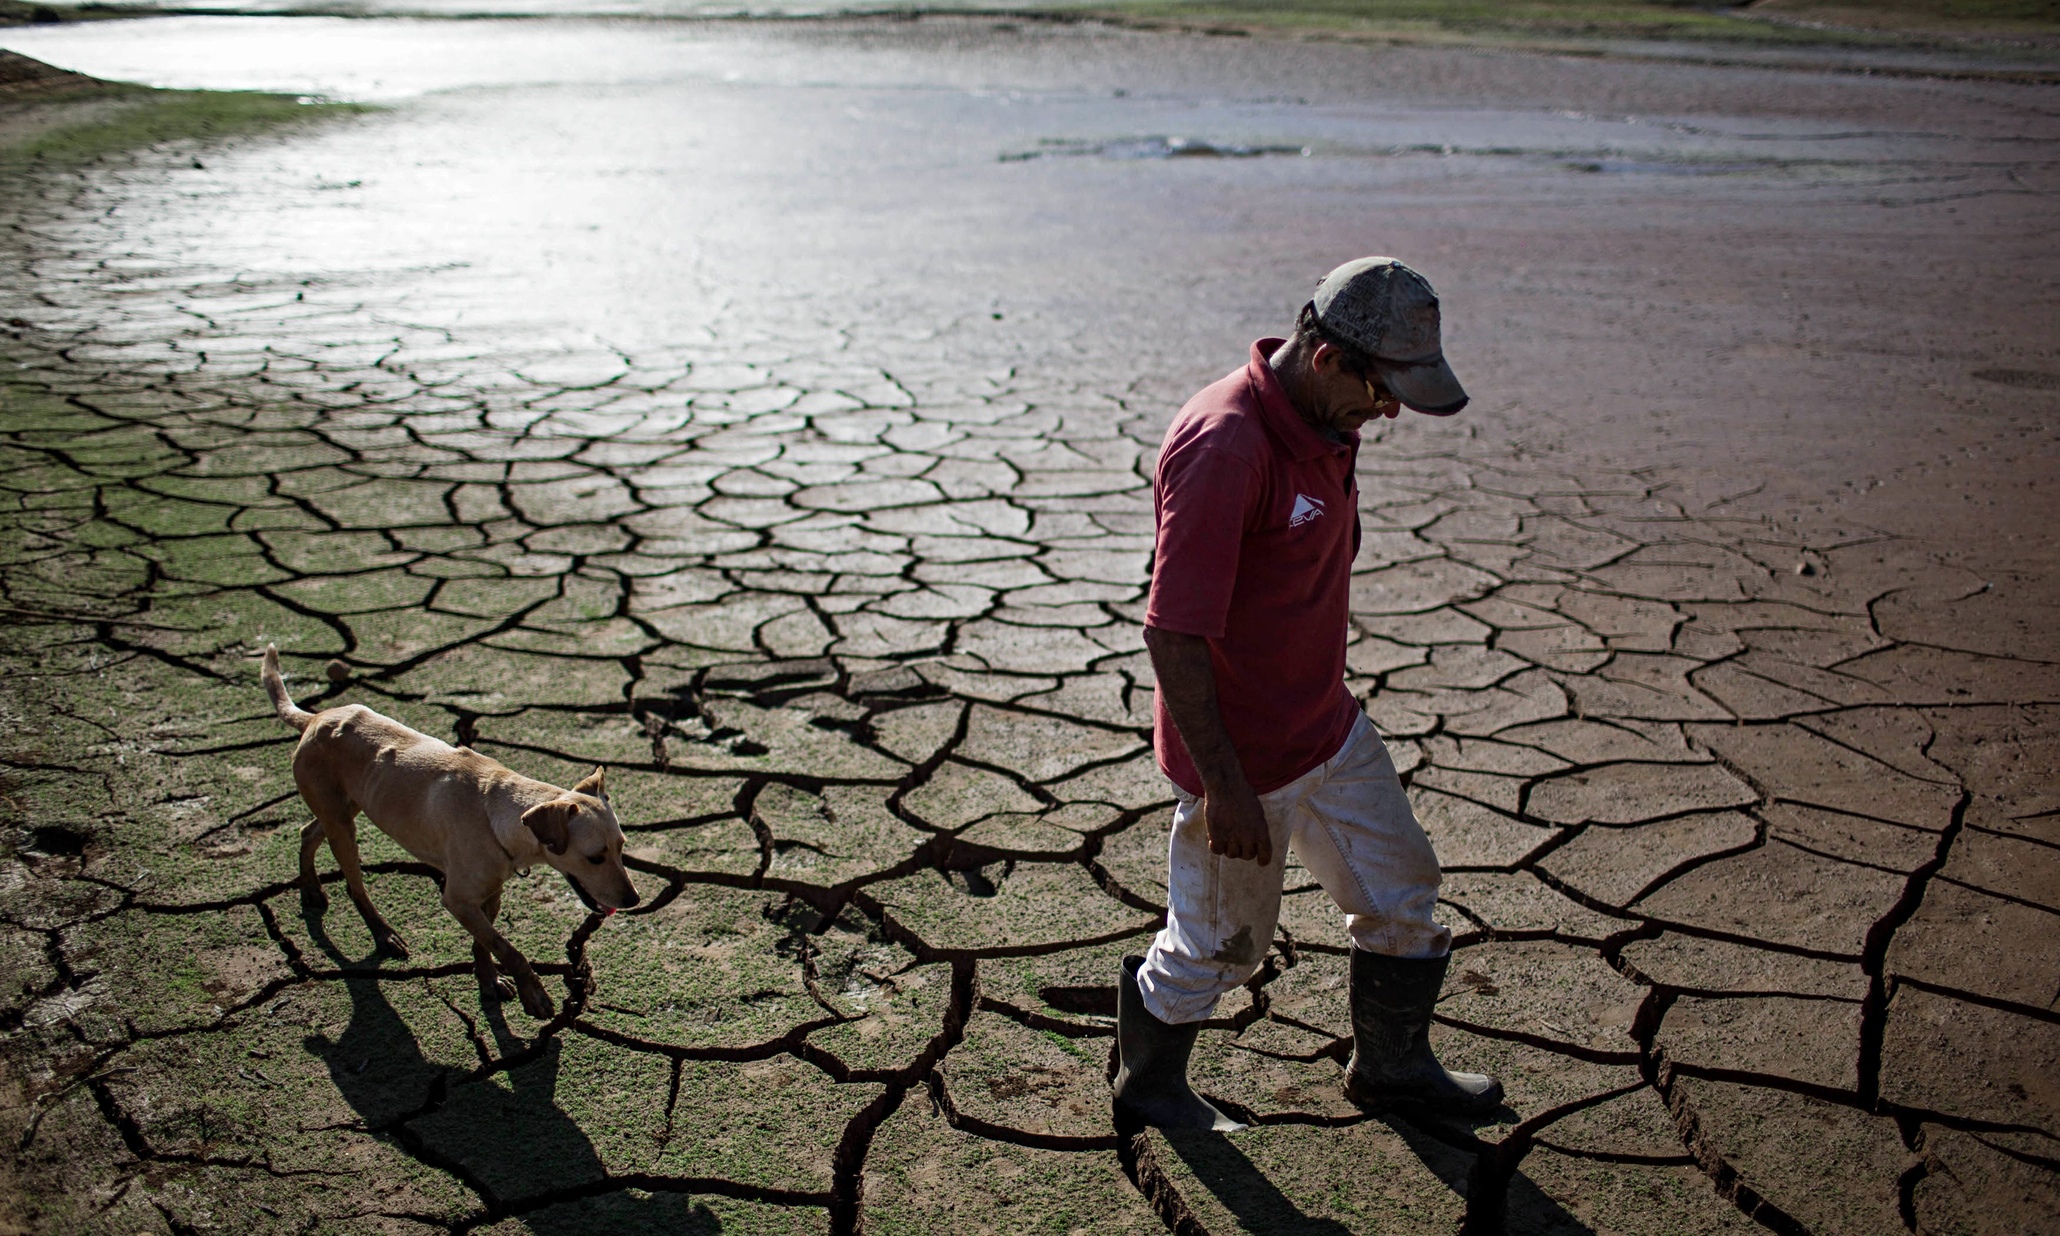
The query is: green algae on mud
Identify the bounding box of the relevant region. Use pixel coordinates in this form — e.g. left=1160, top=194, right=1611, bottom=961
left=0, top=84, right=371, bottom=166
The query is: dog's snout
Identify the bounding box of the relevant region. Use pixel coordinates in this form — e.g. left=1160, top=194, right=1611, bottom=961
left=620, top=886, right=642, bottom=908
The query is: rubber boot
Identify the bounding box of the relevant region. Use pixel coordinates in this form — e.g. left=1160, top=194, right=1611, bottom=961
left=1112, top=956, right=1244, bottom=1132
left=1342, top=949, right=1504, bottom=1116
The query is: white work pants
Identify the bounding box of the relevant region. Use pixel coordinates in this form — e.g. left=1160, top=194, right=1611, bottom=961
left=1136, top=713, right=1451, bottom=1025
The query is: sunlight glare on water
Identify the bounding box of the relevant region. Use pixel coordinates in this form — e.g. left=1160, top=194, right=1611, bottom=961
left=1, top=16, right=813, bottom=99
left=0, top=18, right=1370, bottom=392
left=0, top=19, right=1090, bottom=383
left=9, top=0, right=1099, bottom=17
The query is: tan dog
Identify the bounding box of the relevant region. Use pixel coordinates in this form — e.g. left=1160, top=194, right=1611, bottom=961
left=262, top=645, right=639, bottom=1017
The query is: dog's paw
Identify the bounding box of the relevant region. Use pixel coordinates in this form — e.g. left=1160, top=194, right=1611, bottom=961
left=519, top=984, right=556, bottom=1020
left=299, top=883, right=329, bottom=910
left=378, top=931, right=411, bottom=960
left=480, top=973, right=517, bottom=1002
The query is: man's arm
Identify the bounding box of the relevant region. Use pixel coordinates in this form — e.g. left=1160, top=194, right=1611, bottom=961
left=1142, top=625, right=1272, bottom=866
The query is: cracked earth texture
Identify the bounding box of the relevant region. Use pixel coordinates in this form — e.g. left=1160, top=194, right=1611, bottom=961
left=2, top=15, right=2058, bottom=1236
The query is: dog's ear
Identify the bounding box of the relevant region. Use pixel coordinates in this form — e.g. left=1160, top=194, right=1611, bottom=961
left=521, top=800, right=576, bottom=855
left=574, top=766, right=607, bottom=800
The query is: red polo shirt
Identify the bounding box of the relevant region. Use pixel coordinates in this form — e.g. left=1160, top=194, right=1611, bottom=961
left=1146, top=339, right=1362, bottom=796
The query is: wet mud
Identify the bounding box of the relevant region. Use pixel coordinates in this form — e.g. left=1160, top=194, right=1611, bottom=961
left=0, top=14, right=2056, bottom=1236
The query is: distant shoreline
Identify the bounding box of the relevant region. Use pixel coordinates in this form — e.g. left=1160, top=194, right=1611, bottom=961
left=7, top=0, right=2060, bottom=44
left=1067, top=0, right=2060, bottom=51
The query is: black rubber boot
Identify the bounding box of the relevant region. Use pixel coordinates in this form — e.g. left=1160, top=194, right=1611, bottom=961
left=1112, top=956, right=1244, bottom=1132
left=1342, top=949, right=1504, bottom=1117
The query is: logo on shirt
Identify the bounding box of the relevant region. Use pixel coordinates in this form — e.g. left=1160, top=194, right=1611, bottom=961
left=1288, top=493, right=1325, bottom=528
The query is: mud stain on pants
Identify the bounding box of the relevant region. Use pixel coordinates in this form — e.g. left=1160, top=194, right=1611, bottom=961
left=1211, top=924, right=1261, bottom=967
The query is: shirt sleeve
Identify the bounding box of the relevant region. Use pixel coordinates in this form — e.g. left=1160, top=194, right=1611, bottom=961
left=1144, top=443, right=1259, bottom=640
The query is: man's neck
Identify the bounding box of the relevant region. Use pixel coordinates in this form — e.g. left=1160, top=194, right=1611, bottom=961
left=1267, top=337, right=1335, bottom=437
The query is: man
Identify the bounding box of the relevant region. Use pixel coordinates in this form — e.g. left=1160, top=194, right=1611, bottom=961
left=1113, top=257, right=1504, bottom=1132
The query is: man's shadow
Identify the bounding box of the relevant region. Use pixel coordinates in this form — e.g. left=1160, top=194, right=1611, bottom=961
left=1383, top=1113, right=1600, bottom=1236
left=300, top=906, right=720, bottom=1234
left=1157, top=1128, right=1357, bottom=1236
left=1159, top=1106, right=1597, bottom=1235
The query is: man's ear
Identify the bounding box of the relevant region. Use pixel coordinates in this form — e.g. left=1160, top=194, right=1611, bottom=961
left=574, top=766, right=607, bottom=800
left=521, top=801, right=576, bottom=855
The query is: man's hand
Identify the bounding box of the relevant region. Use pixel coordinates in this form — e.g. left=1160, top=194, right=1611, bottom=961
left=1143, top=624, right=1274, bottom=867
left=1201, top=780, right=1272, bottom=866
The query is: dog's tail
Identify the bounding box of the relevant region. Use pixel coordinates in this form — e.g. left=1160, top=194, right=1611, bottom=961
left=262, top=644, right=317, bottom=733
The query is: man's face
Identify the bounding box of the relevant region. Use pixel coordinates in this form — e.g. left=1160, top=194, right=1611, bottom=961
left=1307, top=343, right=1402, bottom=435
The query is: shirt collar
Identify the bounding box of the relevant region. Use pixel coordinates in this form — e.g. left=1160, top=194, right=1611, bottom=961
left=1247, top=338, right=1357, bottom=462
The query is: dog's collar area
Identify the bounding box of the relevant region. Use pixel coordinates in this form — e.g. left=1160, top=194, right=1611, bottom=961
left=490, top=829, right=529, bottom=875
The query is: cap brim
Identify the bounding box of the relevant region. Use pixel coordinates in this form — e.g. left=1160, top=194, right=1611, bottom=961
left=1376, top=355, right=1468, bottom=416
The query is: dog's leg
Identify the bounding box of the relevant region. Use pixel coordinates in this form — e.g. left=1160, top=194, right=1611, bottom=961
left=472, top=888, right=517, bottom=1003
left=320, top=811, right=409, bottom=959
left=297, top=818, right=329, bottom=908
left=445, top=892, right=552, bottom=1019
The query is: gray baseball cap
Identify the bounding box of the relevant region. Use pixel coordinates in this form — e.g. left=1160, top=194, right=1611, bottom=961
left=1311, top=257, right=1469, bottom=415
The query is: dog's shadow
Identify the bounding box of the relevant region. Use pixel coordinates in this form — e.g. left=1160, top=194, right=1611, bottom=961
left=301, top=908, right=719, bottom=1234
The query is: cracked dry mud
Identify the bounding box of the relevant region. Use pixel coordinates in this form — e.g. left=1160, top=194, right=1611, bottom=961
left=2, top=18, right=2058, bottom=1236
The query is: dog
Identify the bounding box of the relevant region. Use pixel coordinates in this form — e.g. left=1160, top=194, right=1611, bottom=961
left=262, top=644, right=639, bottom=1018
